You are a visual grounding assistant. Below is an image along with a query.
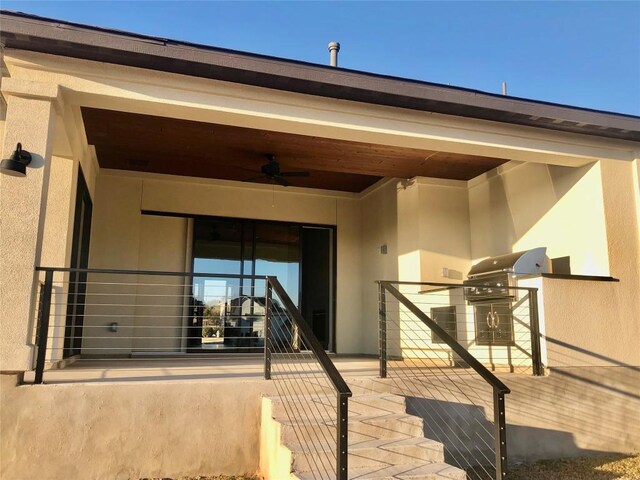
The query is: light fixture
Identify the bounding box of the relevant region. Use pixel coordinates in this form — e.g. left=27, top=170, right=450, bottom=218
left=0, top=143, right=32, bottom=177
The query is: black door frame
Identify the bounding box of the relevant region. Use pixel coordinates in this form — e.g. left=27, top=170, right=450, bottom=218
left=143, top=211, right=337, bottom=353
left=64, top=167, right=93, bottom=358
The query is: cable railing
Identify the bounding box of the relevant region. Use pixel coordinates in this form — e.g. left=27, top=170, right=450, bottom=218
left=377, top=280, right=522, bottom=480
left=380, top=281, right=543, bottom=376
left=32, top=266, right=351, bottom=479
left=33, top=267, right=273, bottom=382
left=266, top=278, right=352, bottom=480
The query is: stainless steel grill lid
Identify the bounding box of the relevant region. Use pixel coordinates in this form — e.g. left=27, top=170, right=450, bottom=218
left=467, top=247, right=551, bottom=278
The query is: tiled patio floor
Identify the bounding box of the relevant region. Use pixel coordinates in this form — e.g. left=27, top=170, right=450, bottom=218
left=24, top=355, right=382, bottom=384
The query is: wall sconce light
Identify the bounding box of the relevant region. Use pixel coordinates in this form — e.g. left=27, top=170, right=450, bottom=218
left=0, top=143, right=32, bottom=177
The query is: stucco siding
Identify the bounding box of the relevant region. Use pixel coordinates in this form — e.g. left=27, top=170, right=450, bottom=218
left=85, top=172, right=365, bottom=354
left=468, top=162, right=610, bottom=276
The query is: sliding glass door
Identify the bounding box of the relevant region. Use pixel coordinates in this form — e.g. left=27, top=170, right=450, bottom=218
left=190, top=217, right=333, bottom=352
left=191, top=219, right=245, bottom=350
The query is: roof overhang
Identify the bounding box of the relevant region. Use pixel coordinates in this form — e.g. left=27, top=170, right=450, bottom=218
left=2, top=10, right=639, bottom=143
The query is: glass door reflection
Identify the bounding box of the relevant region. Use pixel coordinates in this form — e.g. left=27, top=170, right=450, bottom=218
left=191, top=219, right=245, bottom=351
left=254, top=223, right=300, bottom=349
left=192, top=219, right=300, bottom=351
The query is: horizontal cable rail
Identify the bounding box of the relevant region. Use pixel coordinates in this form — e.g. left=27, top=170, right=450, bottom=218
left=377, top=280, right=530, bottom=480
left=33, top=270, right=274, bottom=375
left=33, top=266, right=351, bottom=479
left=382, top=281, right=543, bottom=376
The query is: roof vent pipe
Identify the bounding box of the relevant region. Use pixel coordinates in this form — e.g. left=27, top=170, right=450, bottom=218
left=328, top=41, right=340, bottom=67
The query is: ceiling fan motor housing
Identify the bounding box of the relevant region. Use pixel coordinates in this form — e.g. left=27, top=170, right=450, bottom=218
left=261, top=160, right=280, bottom=177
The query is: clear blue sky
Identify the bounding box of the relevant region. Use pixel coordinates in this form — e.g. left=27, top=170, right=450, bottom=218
left=3, top=1, right=640, bottom=115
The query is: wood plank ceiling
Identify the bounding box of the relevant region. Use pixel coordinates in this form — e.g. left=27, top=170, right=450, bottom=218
left=82, top=107, right=509, bottom=193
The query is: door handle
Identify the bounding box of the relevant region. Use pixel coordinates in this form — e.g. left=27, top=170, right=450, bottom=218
left=487, top=311, right=500, bottom=330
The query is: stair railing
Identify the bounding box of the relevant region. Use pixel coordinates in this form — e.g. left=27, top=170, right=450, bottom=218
left=33, top=267, right=351, bottom=479
left=264, top=276, right=352, bottom=480
left=378, top=280, right=512, bottom=480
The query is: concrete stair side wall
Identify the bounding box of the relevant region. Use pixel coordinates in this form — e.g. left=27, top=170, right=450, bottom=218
left=260, top=397, right=295, bottom=480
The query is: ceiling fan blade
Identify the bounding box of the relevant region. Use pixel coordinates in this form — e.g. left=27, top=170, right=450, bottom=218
left=280, top=171, right=310, bottom=177
left=274, top=176, right=291, bottom=187
left=243, top=175, right=268, bottom=182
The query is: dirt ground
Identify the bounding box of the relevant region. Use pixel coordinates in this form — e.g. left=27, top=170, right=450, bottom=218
left=140, top=454, right=640, bottom=479
left=139, top=476, right=259, bottom=480
left=506, top=454, right=640, bottom=479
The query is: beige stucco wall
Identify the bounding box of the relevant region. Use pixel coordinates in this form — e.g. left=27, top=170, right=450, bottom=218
left=391, top=177, right=473, bottom=286
left=417, top=179, right=472, bottom=281
left=0, top=97, right=5, bottom=161
left=0, top=374, right=268, bottom=479
left=360, top=180, right=400, bottom=354
left=2, top=364, right=638, bottom=479
left=0, top=93, right=56, bottom=372
left=84, top=172, right=365, bottom=354
left=469, top=161, right=610, bottom=275
left=358, top=177, right=530, bottom=366
left=133, top=216, right=189, bottom=352
left=468, top=159, right=640, bottom=367
left=359, top=177, right=474, bottom=357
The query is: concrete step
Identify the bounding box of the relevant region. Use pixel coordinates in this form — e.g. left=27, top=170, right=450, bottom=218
left=279, top=413, right=424, bottom=444
left=270, top=393, right=407, bottom=420
left=263, top=391, right=466, bottom=480
left=291, top=462, right=467, bottom=480
left=289, top=436, right=445, bottom=472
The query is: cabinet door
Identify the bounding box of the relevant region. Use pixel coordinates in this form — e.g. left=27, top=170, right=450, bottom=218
left=490, top=303, right=514, bottom=345
left=474, top=302, right=514, bottom=346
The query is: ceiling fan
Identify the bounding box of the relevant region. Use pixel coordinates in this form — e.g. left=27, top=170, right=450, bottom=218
left=245, top=154, right=310, bottom=187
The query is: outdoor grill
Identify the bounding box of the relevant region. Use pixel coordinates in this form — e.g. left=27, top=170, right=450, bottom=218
left=463, top=247, right=550, bottom=346
left=464, top=247, right=551, bottom=303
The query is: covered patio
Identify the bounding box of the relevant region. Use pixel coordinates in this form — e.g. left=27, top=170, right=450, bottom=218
left=4, top=11, right=635, bottom=379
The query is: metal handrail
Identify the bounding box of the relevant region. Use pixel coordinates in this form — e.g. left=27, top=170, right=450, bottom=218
left=265, top=276, right=351, bottom=479
left=33, top=267, right=351, bottom=396
left=33, top=266, right=351, bottom=479
left=267, top=277, right=352, bottom=396
left=35, top=266, right=269, bottom=280
left=379, top=279, right=539, bottom=293
left=379, top=279, right=544, bottom=376
left=377, top=280, right=512, bottom=479
left=381, top=282, right=510, bottom=394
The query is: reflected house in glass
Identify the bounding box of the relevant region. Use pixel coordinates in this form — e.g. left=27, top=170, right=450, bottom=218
left=190, top=217, right=331, bottom=351
left=217, top=295, right=291, bottom=348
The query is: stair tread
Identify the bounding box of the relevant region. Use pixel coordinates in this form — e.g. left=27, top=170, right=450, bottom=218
left=270, top=393, right=408, bottom=421
left=277, top=412, right=422, bottom=427
left=268, top=393, right=405, bottom=403
left=287, top=435, right=443, bottom=453
left=291, top=462, right=467, bottom=480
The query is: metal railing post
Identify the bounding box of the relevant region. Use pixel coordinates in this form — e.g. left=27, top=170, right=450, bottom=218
left=34, top=270, right=53, bottom=384
left=337, top=392, right=349, bottom=480
left=528, top=289, right=544, bottom=376
left=378, top=282, right=387, bottom=378
left=493, top=388, right=508, bottom=479
left=264, top=279, right=272, bottom=380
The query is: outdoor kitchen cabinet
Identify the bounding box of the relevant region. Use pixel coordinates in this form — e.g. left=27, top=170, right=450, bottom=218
left=473, top=302, right=515, bottom=346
